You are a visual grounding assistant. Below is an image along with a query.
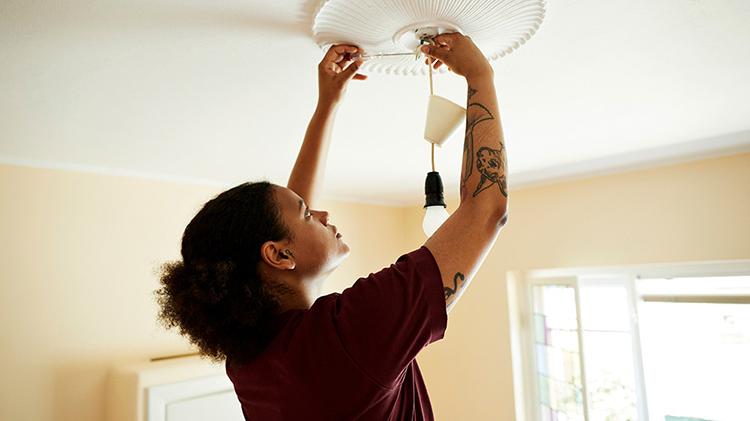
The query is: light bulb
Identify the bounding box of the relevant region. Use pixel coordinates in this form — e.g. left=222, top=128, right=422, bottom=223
left=422, top=171, right=449, bottom=237
left=423, top=205, right=449, bottom=237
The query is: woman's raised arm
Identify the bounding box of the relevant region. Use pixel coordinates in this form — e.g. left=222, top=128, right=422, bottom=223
left=287, top=44, right=366, bottom=208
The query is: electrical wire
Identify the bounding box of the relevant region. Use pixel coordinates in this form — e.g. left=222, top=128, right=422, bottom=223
left=431, top=143, right=435, bottom=172
left=429, top=58, right=435, bottom=172
left=423, top=38, right=436, bottom=173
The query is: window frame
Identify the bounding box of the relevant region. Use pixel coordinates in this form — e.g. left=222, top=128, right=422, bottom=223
left=508, top=259, right=750, bottom=421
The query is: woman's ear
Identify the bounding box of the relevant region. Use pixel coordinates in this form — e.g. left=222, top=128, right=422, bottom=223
left=260, top=241, right=296, bottom=270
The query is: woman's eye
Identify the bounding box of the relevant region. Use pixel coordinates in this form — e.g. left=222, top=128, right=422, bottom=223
left=305, top=210, right=312, bottom=218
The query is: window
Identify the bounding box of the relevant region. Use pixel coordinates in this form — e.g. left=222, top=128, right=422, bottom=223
left=508, top=262, right=750, bottom=421
left=638, top=276, right=750, bottom=421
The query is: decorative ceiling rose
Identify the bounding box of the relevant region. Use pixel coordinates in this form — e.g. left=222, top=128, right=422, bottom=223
left=312, top=0, right=546, bottom=75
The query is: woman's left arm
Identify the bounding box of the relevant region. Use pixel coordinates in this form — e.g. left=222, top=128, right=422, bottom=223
left=287, top=44, right=366, bottom=208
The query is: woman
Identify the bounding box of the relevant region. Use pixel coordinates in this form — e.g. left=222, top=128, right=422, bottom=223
left=156, top=33, right=508, bottom=420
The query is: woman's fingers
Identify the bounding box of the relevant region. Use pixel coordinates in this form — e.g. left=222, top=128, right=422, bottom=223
left=325, top=62, right=342, bottom=74
left=322, top=44, right=360, bottom=74
left=421, top=44, right=449, bottom=64
left=338, top=57, right=362, bottom=78
left=434, top=31, right=461, bottom=46
left=424, top=57, right=444, bottom=70
left=327, top=44, right=358, bottom=60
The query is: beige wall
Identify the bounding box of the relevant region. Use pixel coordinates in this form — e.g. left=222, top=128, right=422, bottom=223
left=411, top=152, right=750, bottom=421
left=1, top=152, right=749, bottom=421
left=0, top=164, right=411, bottom=421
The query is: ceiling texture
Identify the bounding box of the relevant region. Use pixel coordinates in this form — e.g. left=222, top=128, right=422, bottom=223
left=2, top=0, right=749, bottom=205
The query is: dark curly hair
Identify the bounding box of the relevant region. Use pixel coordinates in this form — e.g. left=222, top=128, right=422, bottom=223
left=155, top=181, right=291, bottom=364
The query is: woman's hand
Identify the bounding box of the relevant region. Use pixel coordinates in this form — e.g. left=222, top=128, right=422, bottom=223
left=317, top=44, right=367, bottom=107
left=420, top=33, right=493, bottom=81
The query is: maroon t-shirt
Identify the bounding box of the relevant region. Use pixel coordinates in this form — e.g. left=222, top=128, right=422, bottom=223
left=226, top=246, right=448, bottom=420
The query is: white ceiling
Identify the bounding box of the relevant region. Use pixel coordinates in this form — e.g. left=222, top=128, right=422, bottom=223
left=2, top=0, right=749, bottom=205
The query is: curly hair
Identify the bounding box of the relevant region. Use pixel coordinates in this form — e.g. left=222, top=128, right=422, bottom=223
left=155, top=181, right=291, bottom=364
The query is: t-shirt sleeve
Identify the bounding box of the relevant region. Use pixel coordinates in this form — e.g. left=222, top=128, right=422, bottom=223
left=331, top=246, right=448, bottom=388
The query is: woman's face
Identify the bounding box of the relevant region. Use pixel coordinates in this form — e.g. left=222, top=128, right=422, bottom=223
left=273, top=186, right=350, bottom=275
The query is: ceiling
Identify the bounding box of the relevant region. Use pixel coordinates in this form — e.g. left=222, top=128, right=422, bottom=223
left=1, top=0, right=749, bottom=205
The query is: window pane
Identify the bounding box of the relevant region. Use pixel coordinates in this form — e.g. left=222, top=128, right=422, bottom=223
left=583, top=331, right=638, bottom=421
left=580, top=285, right=631, bottom=332
left=640, top=301, right=750, bottom=421
left=533, top=285, right=585, bottom=421
left=580, top=284, right=639, bottom=420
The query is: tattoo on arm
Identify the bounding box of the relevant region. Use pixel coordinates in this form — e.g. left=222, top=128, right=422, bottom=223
left=460, top=86, right=508, bottom=199
left=460, top=86, right=495, bottom=196
left=473, top=145, right=508, bottom=197
left=444, top=272, right=466, bottom=301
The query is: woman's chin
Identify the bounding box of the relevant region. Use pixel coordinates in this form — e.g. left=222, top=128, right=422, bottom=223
left=323, top=245, right=350, bottom=274
left=336, top=241, right=351, bottom=262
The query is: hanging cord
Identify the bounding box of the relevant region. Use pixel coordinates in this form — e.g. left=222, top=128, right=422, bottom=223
left=427, top=50, right=434, bottom=96
left=431, top=133, right=436, bottom=171
left=429, top=53, right=435, bottom=172
left=421, top=38, right=437, bottom=172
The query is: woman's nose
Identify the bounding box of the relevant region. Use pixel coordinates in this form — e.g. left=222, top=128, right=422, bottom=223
left=316, top=210, right=329, bottom=225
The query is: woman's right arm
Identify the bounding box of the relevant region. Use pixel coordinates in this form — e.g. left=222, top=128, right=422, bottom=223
left=421, top=33, right=509, bottom=313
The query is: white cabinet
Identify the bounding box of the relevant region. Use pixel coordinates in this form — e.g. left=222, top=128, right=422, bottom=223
left=107, top=355, right=244, bottom=421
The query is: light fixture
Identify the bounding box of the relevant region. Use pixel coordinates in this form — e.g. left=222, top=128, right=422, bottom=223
left=312, top=0, right=545, bottom=75
left=311, top=0, right=545, bottom=235
left=423, top=171, right=450, bottom=237
left=420, top=38, right=465, bottom=237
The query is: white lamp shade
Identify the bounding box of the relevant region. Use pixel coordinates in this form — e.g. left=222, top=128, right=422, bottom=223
left=424, top=95, right=466, bottom=146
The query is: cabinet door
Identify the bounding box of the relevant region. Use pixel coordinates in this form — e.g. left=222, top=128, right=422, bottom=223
left=166, top=390, right=243, bottom=421
left=147, top=375, right=243, bottom=421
